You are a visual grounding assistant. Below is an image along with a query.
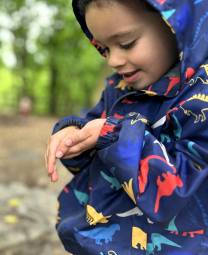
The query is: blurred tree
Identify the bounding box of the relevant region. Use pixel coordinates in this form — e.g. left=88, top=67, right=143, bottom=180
left=0, top=0, right=104, bottom=115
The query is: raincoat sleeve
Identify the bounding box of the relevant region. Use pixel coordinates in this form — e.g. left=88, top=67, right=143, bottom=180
left=96, top=93, right=208, bottom=222
left=52, top=90, right=106, bottom=173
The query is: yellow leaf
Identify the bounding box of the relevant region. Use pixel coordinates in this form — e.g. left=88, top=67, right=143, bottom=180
left=8, top=198, right=22, bottom=208
left=4, top=214, right=19, bottom=224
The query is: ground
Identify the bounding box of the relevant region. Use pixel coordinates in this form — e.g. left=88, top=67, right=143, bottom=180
left=0, top=115, right=73, bottom=255
left=0, top=115, right=70, bottom=188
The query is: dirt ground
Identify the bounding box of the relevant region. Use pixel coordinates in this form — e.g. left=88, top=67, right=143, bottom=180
left=0, top=114, right=72, bottom=254
left=0, top=114, right=71, bottom=188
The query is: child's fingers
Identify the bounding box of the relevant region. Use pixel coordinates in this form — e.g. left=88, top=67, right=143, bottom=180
left=46, top=138, right=60, bottom=174
left=51, top=169, right=59, bottom=182
left=65, top=136, right=95, bottom=156
left=56, top=131, right=88, bottom=158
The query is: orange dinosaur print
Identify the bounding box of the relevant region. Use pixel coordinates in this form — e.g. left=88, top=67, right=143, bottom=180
left=154, top=172, right=183, bottom=213
left=138, top=155, right=177, bottom=194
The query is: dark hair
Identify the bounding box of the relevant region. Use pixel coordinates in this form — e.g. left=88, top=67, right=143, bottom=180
left=78, top=0, right=156, bottom=16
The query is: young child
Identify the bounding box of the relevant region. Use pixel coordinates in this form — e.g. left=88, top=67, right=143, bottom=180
left=45, top=0, right=208, bottom=254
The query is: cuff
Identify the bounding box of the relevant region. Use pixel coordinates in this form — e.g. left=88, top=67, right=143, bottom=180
left=96, top=116, right=122, bottom=149
left=52, top=116, right=87, bottom=134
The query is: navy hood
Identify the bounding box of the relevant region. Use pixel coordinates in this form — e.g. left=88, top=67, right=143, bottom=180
left=72, top=0, right=208, bottom=83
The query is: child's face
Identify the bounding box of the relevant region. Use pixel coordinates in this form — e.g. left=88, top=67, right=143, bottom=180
left=85, top=1, right=178, bottom=90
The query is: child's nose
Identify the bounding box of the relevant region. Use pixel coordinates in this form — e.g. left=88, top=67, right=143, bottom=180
left=107, top=50, right=126, bottom=69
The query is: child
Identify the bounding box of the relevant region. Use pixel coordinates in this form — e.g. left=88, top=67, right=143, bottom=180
left=45, top=0, right=208, bottom=254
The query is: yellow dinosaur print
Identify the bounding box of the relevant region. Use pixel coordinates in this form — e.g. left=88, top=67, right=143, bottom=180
left=122, top=178, right=137, bottom=204
left=132, top=226, right=147, bottom=250
left=201, top=64, right=208, bottom=76
left=116, top=80, right=128, bottom=90
left=188, top=93, right=208, bottom=102
left=179, top=94, right=208, bottom=123
left=129, top=113, right=148, bottom=125
left=86, top=205, right=111, bottom=226
left=142, top=90, right=157, bottom=96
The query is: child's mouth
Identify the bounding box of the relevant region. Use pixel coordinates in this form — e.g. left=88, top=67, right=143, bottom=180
left=122, top=70, right=140, bottom=83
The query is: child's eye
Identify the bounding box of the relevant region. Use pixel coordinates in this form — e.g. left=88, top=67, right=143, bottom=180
left=120, top=40, right=136, bottom=50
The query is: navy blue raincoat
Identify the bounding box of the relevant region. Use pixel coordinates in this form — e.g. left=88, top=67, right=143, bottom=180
left=54, top=0, right=208, bottom=254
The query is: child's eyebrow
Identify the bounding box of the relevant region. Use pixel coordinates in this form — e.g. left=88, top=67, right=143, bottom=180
left=107, top=29, right=137, bottom=40
left=94, top=28, right=138, bottom=44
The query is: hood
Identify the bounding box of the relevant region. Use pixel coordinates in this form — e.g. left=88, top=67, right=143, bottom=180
left=72, top=0, right=208, bottom=83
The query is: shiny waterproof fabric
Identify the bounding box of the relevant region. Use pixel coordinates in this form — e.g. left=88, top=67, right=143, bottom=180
left=54, top=0, right=208, bottom=254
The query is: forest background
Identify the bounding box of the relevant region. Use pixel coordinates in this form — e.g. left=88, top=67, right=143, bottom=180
left=0, top=0, right=107, bottom=117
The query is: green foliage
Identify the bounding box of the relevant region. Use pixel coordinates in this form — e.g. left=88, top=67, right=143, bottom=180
left=0, top=0, right=105, bottom=116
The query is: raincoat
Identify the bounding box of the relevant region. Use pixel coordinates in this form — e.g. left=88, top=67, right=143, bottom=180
left=54, top=0, right=208, bottom=254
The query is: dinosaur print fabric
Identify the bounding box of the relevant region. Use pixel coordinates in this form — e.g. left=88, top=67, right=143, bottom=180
left=53, top=0, right=208, bottom=254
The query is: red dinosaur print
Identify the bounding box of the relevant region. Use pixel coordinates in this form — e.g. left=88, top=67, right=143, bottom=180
left=164, top=77, right=180, bottom=96
left=100, top=123, right=116, bottom=136
left=138, top=155, right=176, bottom=194
left=101, top=111, right=107, bottom=119
left=154, top=172, right=183, bottom=213
left=114, top=113, right=124, bottom=119
left=170, top=229, right=204, bottom=238
left=185, top=67, right=196, bottom=80
left=121, top=98, right=136, bottom=104
left=108, top=79, right=115, bottom=85
left=156, top=0, right=167, bottom=4
left=166, top=100, right=186, bottom=120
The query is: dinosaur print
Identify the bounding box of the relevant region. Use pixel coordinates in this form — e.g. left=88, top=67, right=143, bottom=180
left=201, top=64, right=208, bottom=75
left=179, top=94, right=208, bottom=123
left=138, top=155, right=177, bottom=194
left=75, top=224, right=120, bottom=245
left=156, top=0, right=167, bottom=4
left=166, top=216, right=178, bottom=232
left=116, top=207, right=143, bottom=217
left=122, top=178, right=137, bottom=204
left=116, top=80, right=128, bottom=90
left=172, top=114, right=182, bottom=139
left=73, top=189, right=89, bottom=205
left=154, top=172, right=183, bottom=213
left=130, top=113, right=148, bottom=125
left=187, top=141, right=201, bottom=159
left=113, top=113, right=124, bottom=119
left=100, top=123, right=116, bottom=136
left=132, top=226, right=147, bottom=250
left=170, top=229, right=204, bottom=238
left=100, top=171, right=121, bottom=190
left=180, top=106, right=208, bottom=123
left=164, top=77, right=180, bottom=96
left=146, top=233, right=181, bottom=255
left=154, top=140, right=174, bottom=167
left=86, top=204, right=111, bottom=226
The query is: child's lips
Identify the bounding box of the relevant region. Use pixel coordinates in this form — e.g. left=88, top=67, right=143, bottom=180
left=122, top=70, right=141, bottom=83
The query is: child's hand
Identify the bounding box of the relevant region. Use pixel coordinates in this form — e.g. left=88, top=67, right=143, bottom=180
left=45, top=118, right=106, bottom=182
left=57, top=118, right=106, bottom=159
left=45, top=126, right=80, bottom=182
